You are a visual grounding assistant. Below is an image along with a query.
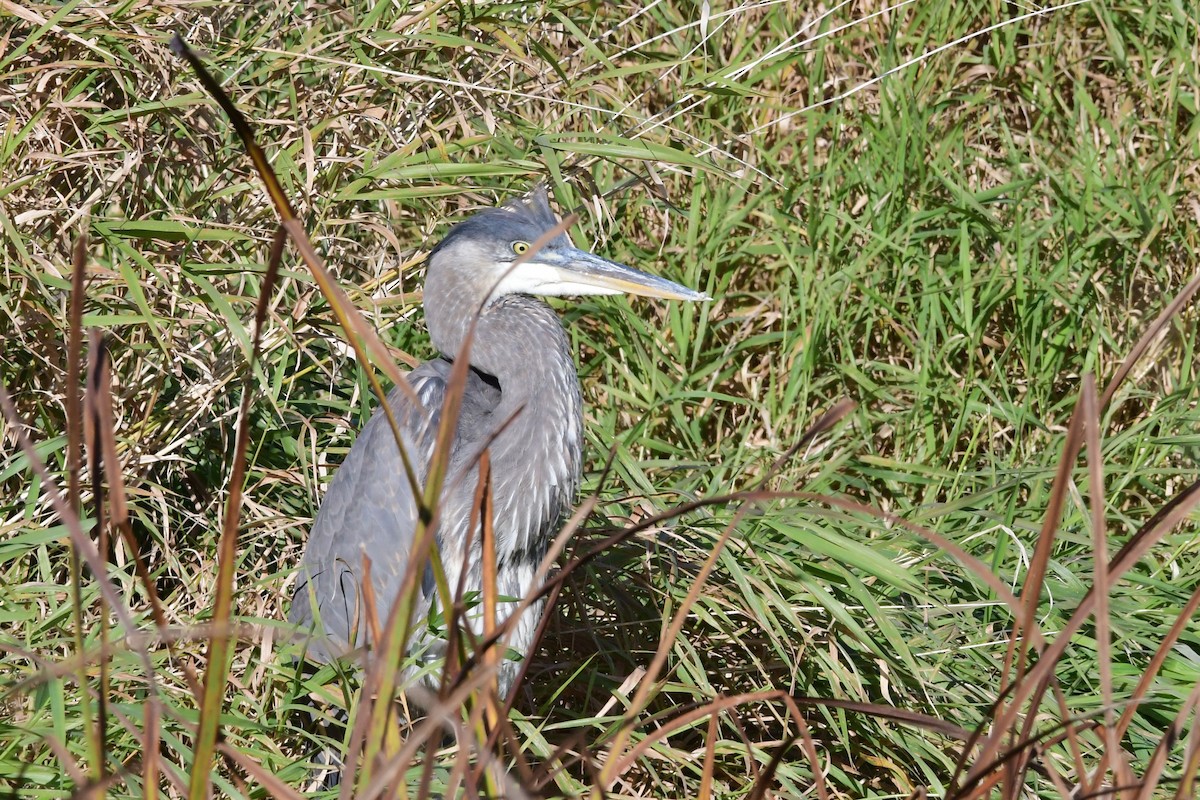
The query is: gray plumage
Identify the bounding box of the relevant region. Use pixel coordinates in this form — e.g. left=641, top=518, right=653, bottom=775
left=289, top=188, right=706, bottom=697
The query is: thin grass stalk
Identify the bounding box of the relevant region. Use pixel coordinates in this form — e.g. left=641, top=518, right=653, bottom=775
left=960, top=767, right=1005, bottom=800
left=417, top=714, right=453, bottom=800
left=491, top=508, right=585, bottom=724
left=732, top=1, right=1089, bottom=141
left=755, top=398, right=856, bottom=490
left=782, top=696, right=970, bottom=740
left=281, top=212, right=429, bottom=468
left=1013, top=716, right=1104, bottom=795
left=1051, top=679, right=1089, bottom=791
left=526, top=728, right=590, bottom=795
left=443, top=502, right=477, bottom=691
left=997, top=397, right=1086, bottom=796
left=564, top=0, right=1088, bottom=194
left=423, top=454, right=496, bottom=800
left=952, top=717, right=1089, bottom=800
left=344, top=637, right=422, bottom=796
left=437, top=445, right=494, bottom=703
left=463, top=679, right=499, bottom=800
left=441, top=735, right=470, bottom=800
left=1081, top=375, right=1123, bottom=797
left=697, top=711, right=718, bottom=800
left=338, top=679, right=376, bottom=800
left=1012, top=475, right=1200, bottom=782
left=355, top=476, right=459, bottom=794
left=89, top=334, right=179, bottom=787
left=2, top=620, right=259, bottom=703
left=1040, top=745, right=1083, bottom=800
left=438, top=401, right=572, bottom=678
left=83, top=332, right=111, bottom=783
left=799, top=495, right=1031, bottom=626
left=481, top=577, right=565, bottom=773
left=85, top=328, right=190, bottom=715
left=473, top=449, right=505, bottom=797
left=415, top=730, right=444, bottom=800
left=360, top=555, right=384, bottom=649
left=723, top=709, right=766, bottom=790
left=805, top=499, right=1081, bottom=783
left=78, top=694, right=176, bottom=797
left=187, top=226, right=283, bottom=800
left=496, top=704, right=539, bottom=791
left=108, top=701, right=192, bottom=794
left=44, top=733, right=86, bottom=784
left=144, top=696, right=160, bottom=800
left=65, top=233, right=97, bottom=781
left=570, top=0, right=1003, bottom=189
left=479, top=449, right=498, bottom=708
left=458, top=489, right=798, bottom=690
left=437, top=432, right=512, bottom=701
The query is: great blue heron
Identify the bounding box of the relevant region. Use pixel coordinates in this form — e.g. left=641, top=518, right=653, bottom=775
left=289, top=188, right=707, bottom=698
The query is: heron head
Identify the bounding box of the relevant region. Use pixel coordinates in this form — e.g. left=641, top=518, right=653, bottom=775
left=425, top=187, right=710, bottom=308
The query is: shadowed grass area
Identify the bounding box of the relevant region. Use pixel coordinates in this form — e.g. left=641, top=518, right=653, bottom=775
left=2, top=0, right=1199, bottom=797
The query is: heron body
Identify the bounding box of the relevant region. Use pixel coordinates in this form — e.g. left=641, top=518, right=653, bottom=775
left=289, top=189, right=705, bottom=697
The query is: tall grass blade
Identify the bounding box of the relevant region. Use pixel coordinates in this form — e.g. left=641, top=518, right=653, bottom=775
left=64, top=233, right=96, bottom=781
left=83, top=332, right=112, bottom=783
left=1081, top=375, right=1122, bottom=796
left=187, top=225, right=284, bottom=800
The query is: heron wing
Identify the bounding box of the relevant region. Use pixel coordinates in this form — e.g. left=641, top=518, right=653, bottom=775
left=288, top=359, right=501, bottom=661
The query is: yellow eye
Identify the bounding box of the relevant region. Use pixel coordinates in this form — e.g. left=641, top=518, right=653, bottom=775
left=512, top=241, right=530, bottom=255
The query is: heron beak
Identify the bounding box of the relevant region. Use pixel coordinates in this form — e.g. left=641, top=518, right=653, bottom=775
left=506, top=247, right=710, bottom=301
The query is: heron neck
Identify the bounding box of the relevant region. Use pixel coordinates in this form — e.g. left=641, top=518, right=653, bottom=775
left=429, top=289, right=573, bottom=391
left=429, top=287, right=583, bottom=460
left=439, top=294, right=583, bottom=559
left=474, top=295, right=577, bottom=401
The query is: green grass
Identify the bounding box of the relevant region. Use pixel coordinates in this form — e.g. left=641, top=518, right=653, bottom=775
left=2, top=0, right=1199, bottom=797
